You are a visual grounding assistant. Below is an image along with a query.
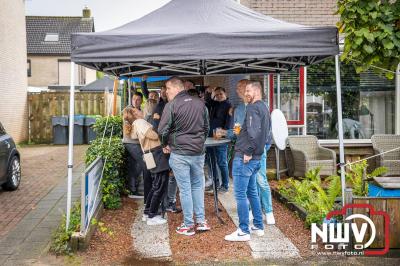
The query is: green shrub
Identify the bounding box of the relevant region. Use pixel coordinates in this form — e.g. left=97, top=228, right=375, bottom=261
left=86, top=137, right=126, bottom=209
left=49, top=203, right=81, bottom=256
left=92, top=116, right=123, bottom=139
left=345, top=160, right=387, bottom=196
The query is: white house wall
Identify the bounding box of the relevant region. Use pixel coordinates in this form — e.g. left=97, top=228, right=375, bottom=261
left=0, top=0, right=28, bottom=143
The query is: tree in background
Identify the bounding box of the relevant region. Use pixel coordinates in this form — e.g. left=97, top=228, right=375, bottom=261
left=337, top=0, right=400, bottom=79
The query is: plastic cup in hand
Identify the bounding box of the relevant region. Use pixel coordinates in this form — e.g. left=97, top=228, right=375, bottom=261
left=234, top=123, right=241, bottom=135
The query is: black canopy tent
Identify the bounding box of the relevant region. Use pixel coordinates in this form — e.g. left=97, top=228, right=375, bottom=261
left=66, top=0, right=346, bottom=230
left=71, top=0, right=338, bottom=77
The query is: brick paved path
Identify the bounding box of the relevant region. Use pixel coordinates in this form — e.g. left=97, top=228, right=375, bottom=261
left=0, top=145, right=87, bottom=237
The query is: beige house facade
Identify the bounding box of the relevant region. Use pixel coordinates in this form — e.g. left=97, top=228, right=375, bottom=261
left=240, top=0, right=338, bottom=26
left=28, top=55, right=96, bottom=87
left=0, top=0, right=28, bottom=143
left=26, top=11, right=96, bottom=89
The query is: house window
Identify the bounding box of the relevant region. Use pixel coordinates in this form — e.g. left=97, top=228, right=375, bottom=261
left=0, top=122, right=6, bottom=136
left=27, top=59, right=31, bottom=77
left=44, top=33, right=59, bottom=42
left=306, top=59, right=395, bottom=140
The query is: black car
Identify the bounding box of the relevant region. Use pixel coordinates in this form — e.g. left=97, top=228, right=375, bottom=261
left=0, top=122, right=21, bottom=190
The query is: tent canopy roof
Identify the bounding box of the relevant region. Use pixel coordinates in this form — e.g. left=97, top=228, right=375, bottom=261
left=71, top=0, right=339, bottom=77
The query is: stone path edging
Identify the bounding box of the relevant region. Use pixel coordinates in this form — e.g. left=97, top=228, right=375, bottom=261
left=131, top=204, right=172, bottom=260
left=218, top=189, right=301, bottom=260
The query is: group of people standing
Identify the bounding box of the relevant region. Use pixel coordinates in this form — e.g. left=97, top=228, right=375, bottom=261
left=122, top=76, right=275, bottom=241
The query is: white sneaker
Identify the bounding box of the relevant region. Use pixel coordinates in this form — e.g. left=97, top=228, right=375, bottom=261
left=142, top=214, right=148, bottom=222
left=265, top=212, right=276, bottom=225
left=250, top=226, right=265, bottom=237
left=147, top=216, right=167, bottom=226
left=224, top=228, right=251, bottom=242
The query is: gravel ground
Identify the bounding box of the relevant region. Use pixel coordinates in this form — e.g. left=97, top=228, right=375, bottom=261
left=269, top=179, right=320, bottom=258
left=81, top=197, right=139, bottom=265
left=167, top=194, right=253, bottom=264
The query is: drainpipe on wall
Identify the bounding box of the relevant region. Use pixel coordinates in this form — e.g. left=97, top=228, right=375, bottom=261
left=396, top=63, right=400, bottom=135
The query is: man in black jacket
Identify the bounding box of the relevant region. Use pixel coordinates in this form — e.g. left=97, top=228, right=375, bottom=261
left=205, top=87, right=232, bottom=192
left=158, top=77, right=210, bottom=236
left=150, top=84, right=181, bottom=213
left=225, top=81, right=272, bottom=242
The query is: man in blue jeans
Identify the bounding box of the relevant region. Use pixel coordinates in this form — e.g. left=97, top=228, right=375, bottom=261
left=225, top=81, right=272, bottom=242
left=158, top=77, right=210, bottom=236
left=223, top=79, right=275, bottom=225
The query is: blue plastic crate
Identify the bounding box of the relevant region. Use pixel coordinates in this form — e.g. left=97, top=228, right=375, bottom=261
left=368, top=183, right=400, bottom=197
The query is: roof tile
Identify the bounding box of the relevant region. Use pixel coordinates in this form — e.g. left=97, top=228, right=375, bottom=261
left=26, top=16, right=94, bottom=55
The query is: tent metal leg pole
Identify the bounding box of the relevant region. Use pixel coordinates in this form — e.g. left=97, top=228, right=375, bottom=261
left=275, top=147, right=280, bottom=180
left=303, top=67, right=307, bottom=135
left=128, top=79, right=132, bottom=107
left=335, top=55, right=346, bottom=207
left=277, top=73, right=281, bottom=109
left=112, top=79, right=118, bottom=116
left=396, top=63, right=400, bottom=135
left=66, top=62, right=76, bottom=231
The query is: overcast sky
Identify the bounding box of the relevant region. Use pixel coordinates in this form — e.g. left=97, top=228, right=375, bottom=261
left=25, top=0, right=171, bottom=32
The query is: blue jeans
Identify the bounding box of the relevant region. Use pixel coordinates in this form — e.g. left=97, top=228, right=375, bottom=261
left=257, top=144, right=273, bottom=214
left=169, top=153, right=206, bottom=227
left=207, top=145, right=229, bottom=189
left=215, top=144, right=229, bottom=189
left=232, top=156, right=263, bottom=234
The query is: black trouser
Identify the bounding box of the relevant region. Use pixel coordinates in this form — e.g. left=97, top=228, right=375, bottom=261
left=143, top=169, right=152, bottom=204
left=125, top=143, right=144, bottom=193
left=144, top=170, right=169, bottom=218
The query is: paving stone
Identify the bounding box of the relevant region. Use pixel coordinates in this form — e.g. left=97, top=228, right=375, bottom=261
left=0, top=146, right=87, bottom=237
left=0, top=236, right=24, bottom=247
left=1, top=229, right=31, bottom=241
left=0, top=245, right=15, bottom=255
left=250, top=238, right=299, bottom=252
left=36, top=220, right=60, bottom=229
left=9, top=242, right=47, bottom=259
left=41, top=194, right=63, bottom=201
left=14, top=218, right=42, bottom=229
left=41, top=216, right=62, bottom=223
left=4, top=259, right=38, bottom=266
left=32, top=203, right=57, bottom=211
left=0, top=255, right=9, bottom=265
left=24, top=209, right=49, bottom=220
left=25, top=228, right=53, bottom=242
left=218, top=189, right=301, bottom=260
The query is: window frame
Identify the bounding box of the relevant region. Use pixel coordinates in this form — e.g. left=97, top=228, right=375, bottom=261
left=44, top=33, right=59, bottom=42
left=27, top=59, right=31, bottom=77
left=0, top=122, right=6, bottom=136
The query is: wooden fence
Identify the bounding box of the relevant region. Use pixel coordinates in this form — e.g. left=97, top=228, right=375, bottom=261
left=28, top=92, right=110, bottom=143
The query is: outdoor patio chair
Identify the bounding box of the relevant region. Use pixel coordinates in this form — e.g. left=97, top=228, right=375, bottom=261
left=287, top=135, right=337, bottom=177
left=371, top=134, right=400, bottom=176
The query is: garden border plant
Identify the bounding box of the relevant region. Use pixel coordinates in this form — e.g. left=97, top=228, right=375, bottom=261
left=276, top=161, right=387, bottom=227
left=50, top=115, right=127, bottom=255
left=85, top=115, right=126, bottom=209
left=49, top=203, right=81, bottom=256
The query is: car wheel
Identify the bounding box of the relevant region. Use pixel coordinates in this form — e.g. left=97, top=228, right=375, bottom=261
left=2, top=156, right=21, bottom=191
